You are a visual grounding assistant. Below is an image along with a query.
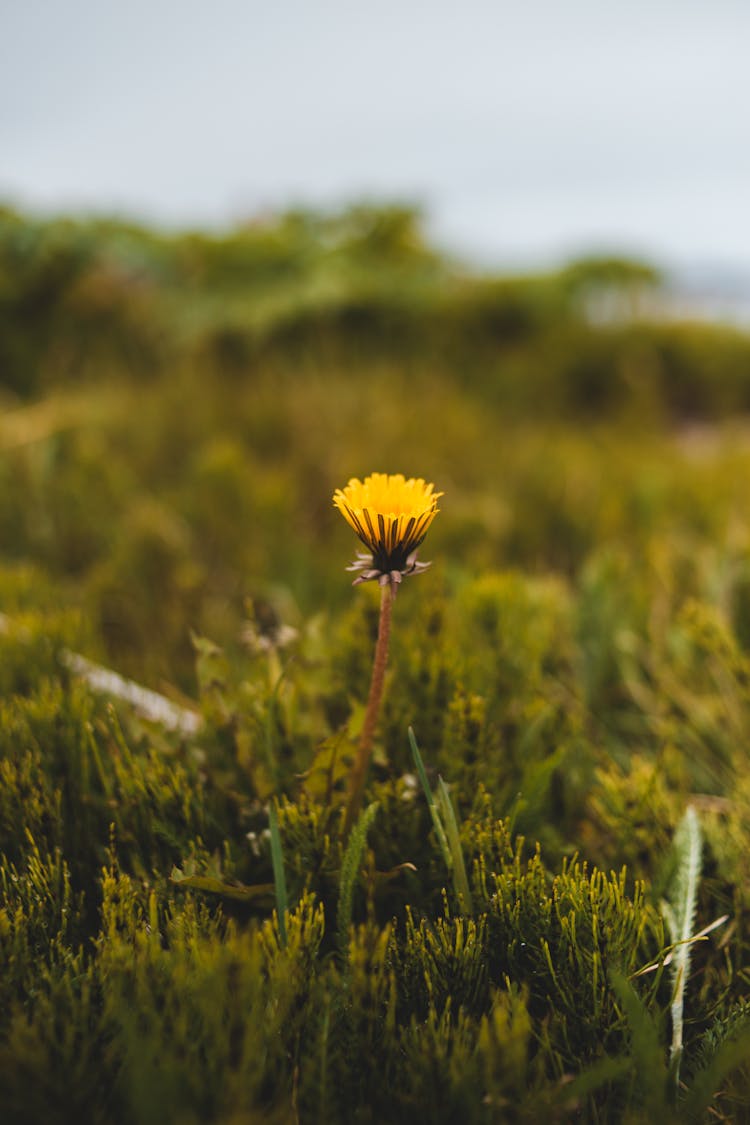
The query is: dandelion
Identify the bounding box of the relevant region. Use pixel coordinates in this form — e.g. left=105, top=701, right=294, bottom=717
left=333, top=473, right=442, bottom=592
left=333, top=472, right=442, bottom=832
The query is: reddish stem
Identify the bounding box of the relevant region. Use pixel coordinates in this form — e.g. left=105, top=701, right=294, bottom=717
left=343, top=581, right=394, bottom=835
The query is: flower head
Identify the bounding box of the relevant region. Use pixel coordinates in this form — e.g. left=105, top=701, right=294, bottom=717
left=333, top=472, right=442, bottom=590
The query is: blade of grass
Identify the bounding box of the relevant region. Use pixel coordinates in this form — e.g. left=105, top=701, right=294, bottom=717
left=337, top=800, right=379, bottom=957
left=436, top=775, right=473, bottom=916
left=268, top=803, right=288, bottom=948
left=610, top=972, right=670, bottom=1116
left=408, top=726, right=451, bottom=868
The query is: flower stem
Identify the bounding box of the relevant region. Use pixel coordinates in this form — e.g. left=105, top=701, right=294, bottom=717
left=344, top=581, right=394, bottom=835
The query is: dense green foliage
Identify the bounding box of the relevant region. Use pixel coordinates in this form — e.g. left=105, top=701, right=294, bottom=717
left=2, top=204, right=750, bottom=1122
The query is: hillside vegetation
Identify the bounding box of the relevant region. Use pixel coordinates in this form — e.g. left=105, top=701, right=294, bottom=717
left=2, top=204, right=750, bottom=1122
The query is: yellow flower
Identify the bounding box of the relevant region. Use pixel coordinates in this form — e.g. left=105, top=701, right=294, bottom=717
left=333, top=472, right=442, bottom=589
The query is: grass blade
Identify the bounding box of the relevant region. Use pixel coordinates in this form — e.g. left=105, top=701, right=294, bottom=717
left=408, top=726, right=451, bottom=868
left=337, top=800, right=379, bottom=957
left=436, top=776, right=473, bottom=915
left=268, top=803, right=288, bottom=948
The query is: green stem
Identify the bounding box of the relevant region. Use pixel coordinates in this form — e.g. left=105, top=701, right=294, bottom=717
left=344, top=582, right=394, bottom=835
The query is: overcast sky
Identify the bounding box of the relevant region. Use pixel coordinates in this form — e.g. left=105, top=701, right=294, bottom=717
left=2, top=0, right=749, bottom=270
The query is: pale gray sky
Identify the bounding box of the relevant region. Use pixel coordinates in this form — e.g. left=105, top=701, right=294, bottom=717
left=2, top=0, right=749, bottom=269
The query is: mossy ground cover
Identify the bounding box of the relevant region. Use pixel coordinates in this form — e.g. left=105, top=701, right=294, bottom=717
left=1, top=206, right=750, bottom=1122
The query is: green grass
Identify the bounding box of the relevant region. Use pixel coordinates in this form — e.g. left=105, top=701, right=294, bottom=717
left=1, top=203, right=750, bottom=1121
